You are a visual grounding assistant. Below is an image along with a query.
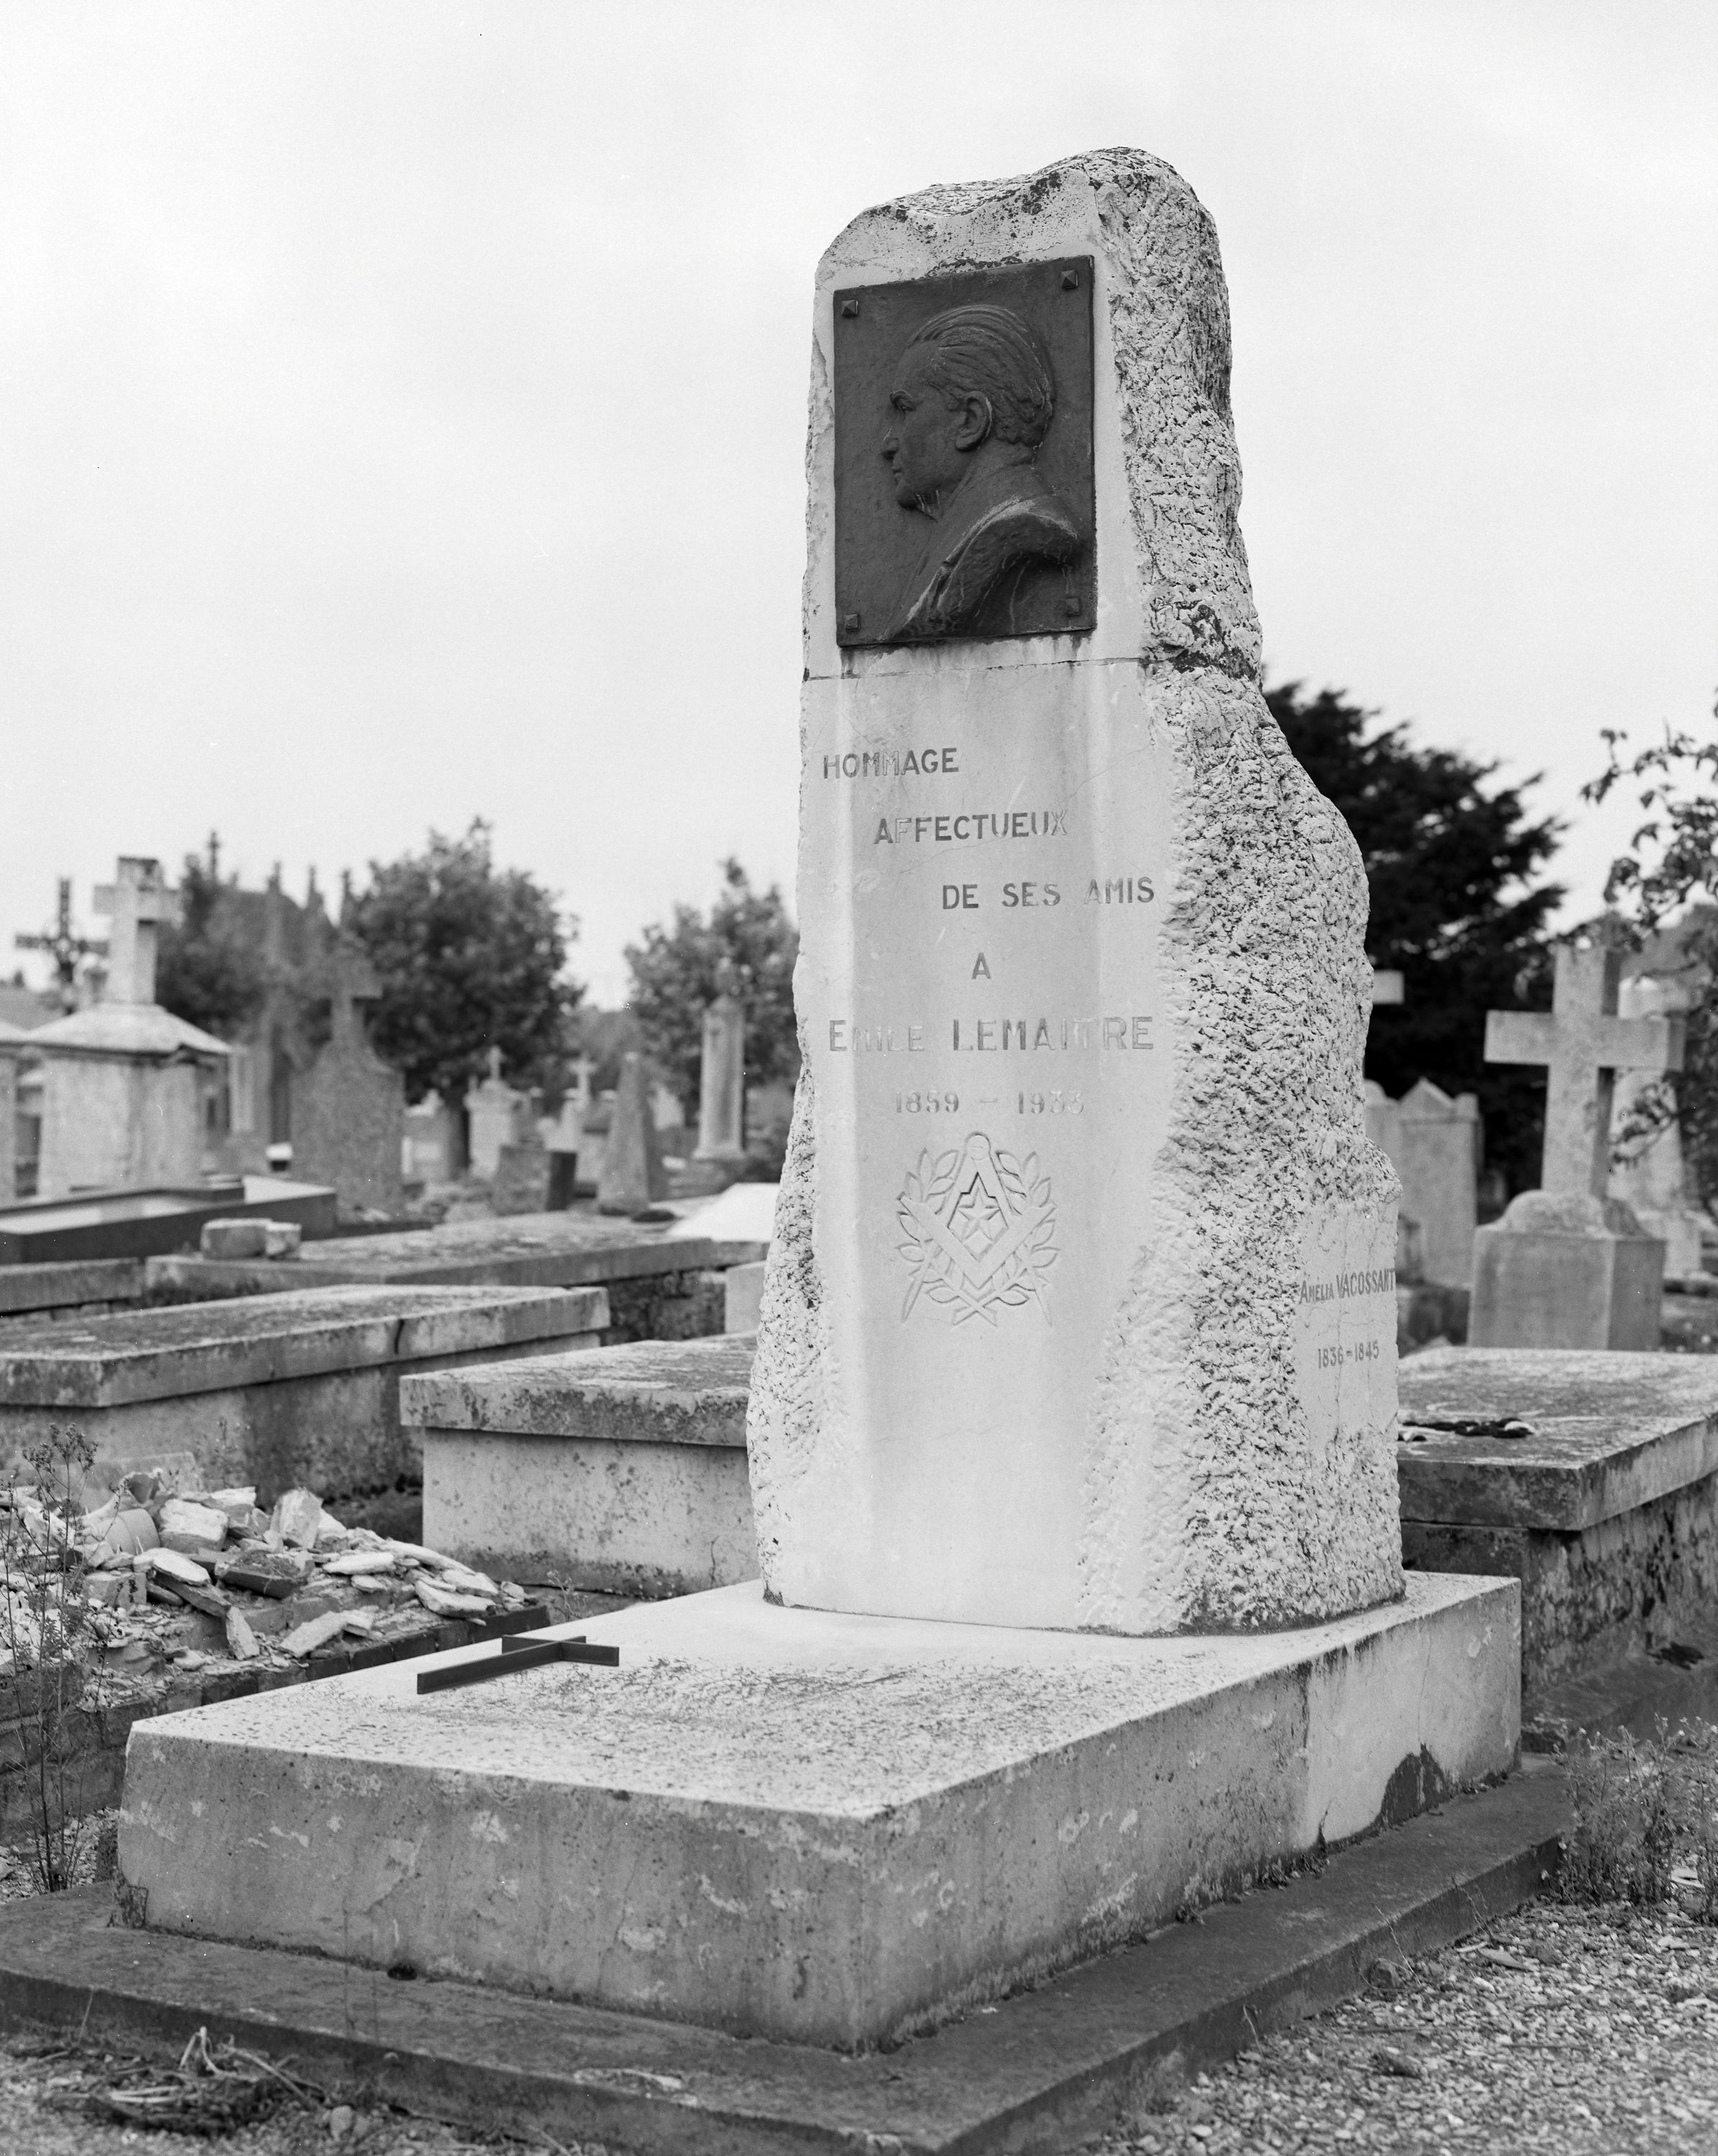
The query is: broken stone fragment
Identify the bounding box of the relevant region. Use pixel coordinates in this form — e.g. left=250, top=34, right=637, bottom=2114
left=139, top=1548, right=213, bottom=1588
left=94, top=1508, right=159, bottom=1565
left=322, top=1552, right=395, bottom=1577
left=159, top=1498, right=229, bottom=1554
left=225, top=1606, right=260, bottom=1660
left=269, top=1488, right=325, bottom=1549
left=413, top=1578, right=492, bottom=1617
left=278, top=1609, right=352, bottom=1658
left=437, top=1565, right=499, bottom=1598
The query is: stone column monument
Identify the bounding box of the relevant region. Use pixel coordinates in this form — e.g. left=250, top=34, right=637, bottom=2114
left=694, top=977, right=747, bottom=1161
left=749, top=149, right=1402, bottom=1634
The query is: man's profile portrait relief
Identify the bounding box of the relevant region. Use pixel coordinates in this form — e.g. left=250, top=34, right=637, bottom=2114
left=832, top=257, right=1095, bottom=648
left=881, top=305, right=1083, bottom=642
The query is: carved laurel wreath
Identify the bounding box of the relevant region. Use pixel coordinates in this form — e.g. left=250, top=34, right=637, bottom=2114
left=896, top=1136, right=1058, bottom=1326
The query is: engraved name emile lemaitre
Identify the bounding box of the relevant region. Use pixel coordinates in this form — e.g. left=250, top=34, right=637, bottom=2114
left=881, top=302, right=1081, bottom=642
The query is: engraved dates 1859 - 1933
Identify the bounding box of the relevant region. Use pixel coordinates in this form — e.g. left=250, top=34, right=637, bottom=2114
left=833, top=258, right=1095, bottom=648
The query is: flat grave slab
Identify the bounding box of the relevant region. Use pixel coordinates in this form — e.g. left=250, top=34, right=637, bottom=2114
left=119, top=1571, right=1519, bottom=2051
left=0, top=1283, right=608, bottom=1501
left=0, top=1256, right=144, bottom=1321
left=0, top=1176, right=336, bottom=1264
left=6, top=1764, right=1566, bottom=2155
left=403, top=1332, right=756, bottom=1594
left=1398, top=1347, right=1718, bottom=1697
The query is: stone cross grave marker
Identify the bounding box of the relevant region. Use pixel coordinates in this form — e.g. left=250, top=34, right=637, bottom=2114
left=1484, top=935, right=1685, bottom=1200
left=290, top=937, right=404, bottom=1215
left=1472, top=931, right=1685, bottom=1348
left=92, top=858, right=180, bottom=1005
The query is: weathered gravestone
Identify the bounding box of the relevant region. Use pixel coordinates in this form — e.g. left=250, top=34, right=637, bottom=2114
left=0, top=1022, right=25, bottom=1203
left=1366, top=1077, right=1479, bottom=1291
left=1610, top=970, right=1709, bottom=1279
left=596, top=1052, right=667, bottom=1215
left=290, top=939, right=405, bottom=1216
left=694, top=978, right=747, bottom=1162
left=1474, top=931, right=1684, bottom=1348
left=464, top=1048, right=523, bottom=1179
left=119, top=151, right=1517, bottom=2060
left=28, top=858, right=229, bottom=1199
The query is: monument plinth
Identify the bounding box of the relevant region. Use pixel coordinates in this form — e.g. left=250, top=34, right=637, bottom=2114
left=750, top=149, right=1401, bottom=1633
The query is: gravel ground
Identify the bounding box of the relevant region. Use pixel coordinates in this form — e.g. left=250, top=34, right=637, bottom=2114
left=0, top=2028, right=605, bottom=2156
left=1090, top=1895, right=1718, bottom=2155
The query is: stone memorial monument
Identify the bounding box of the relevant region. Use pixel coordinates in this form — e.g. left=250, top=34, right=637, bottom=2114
left=596, top=1051, right=668, bottom=1214
left=694, top=972, right=747, bottom=1162
left=27, top=857, right=229, bottom=1199
left=1366, top=1077, right=1480, bottom=1291
left=464, top=1047, right=524, bottom=1179
left=750, top=161, right=1405, bottom=1635
left=1473, top=931, right=1683, bottom=1348
left=119, top=152, right=1517, bottom=2063
left=290, top=937, right=405, bottom=1216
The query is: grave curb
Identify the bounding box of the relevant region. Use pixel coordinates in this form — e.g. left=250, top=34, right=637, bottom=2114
left=0, top=1761, right=1566, bottom=2155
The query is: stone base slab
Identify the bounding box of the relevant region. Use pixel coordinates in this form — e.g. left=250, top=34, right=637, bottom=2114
left=1469, top=1222, right=1663, bottom=1350
left=9, top=1766, right=1566, bottom=2155
left=119, top=1573, right=1519, bottom=2050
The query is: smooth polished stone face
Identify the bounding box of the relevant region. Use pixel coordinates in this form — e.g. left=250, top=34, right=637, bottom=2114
left=749, top=150, right=1403, bottom=1635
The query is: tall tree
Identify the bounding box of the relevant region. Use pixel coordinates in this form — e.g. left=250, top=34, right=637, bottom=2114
left=345, top=820, right=579, bottom=1107
left=1270, top=681, right=1565, bottom=1194
left=155, top=852, right=267, bottom=1039
left=625, top=860, right=799, bottom=1118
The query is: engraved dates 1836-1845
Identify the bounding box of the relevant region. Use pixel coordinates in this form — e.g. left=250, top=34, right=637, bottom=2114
left=833, top=258, right=1095, bottom=648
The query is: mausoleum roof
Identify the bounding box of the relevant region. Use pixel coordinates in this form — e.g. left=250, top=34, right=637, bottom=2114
left=28, top=1001, right=231, bottom=1061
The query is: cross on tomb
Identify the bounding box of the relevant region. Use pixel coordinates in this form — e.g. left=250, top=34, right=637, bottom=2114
left=92, top=857, right=180, bottom=1005
left=416, top=1631, right=620, bottom=1695
left=14, top=877, right=108, bottom=1007
left=1484, top=933, right=1686, bottom=1202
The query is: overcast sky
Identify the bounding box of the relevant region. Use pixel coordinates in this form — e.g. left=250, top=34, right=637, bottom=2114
left=2, top=1, right=1714, bottom=1006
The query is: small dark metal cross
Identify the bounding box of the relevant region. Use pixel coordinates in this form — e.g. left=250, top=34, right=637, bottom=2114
left=14, top=877, right=108, bottom=1007
left=416, top=1631, right=620, bottom=1695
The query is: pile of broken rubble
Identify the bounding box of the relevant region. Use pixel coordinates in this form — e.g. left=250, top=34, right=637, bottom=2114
left=3, top=1471, right=539, bottom=1691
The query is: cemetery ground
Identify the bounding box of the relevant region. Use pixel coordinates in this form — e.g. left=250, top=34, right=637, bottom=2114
left=4, top=1738, right=1718, bottom=2153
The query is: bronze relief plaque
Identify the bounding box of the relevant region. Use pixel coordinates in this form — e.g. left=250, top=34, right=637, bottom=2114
left=832, top=256, right=1095, bottom=648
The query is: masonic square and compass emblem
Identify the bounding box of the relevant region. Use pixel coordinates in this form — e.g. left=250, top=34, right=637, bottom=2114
left=896, top=1133, right=1059, bottom=1325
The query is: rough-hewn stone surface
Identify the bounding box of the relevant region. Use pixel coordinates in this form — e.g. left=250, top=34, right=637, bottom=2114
left=749, top=147, right=1401, bottom=1634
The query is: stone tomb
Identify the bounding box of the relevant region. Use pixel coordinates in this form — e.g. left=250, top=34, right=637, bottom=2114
left=114, top=151, right=1515, bottom=2057
left=27, top=859, right=230, bottom=1202
left=1399, top=1348, right=1718, bottom=1713
left=0, top=1282, right=607, bottom=1500
left=403, top=1333, right=756, bottom=1595
left=142, top=1208, right=757, bottom=1344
